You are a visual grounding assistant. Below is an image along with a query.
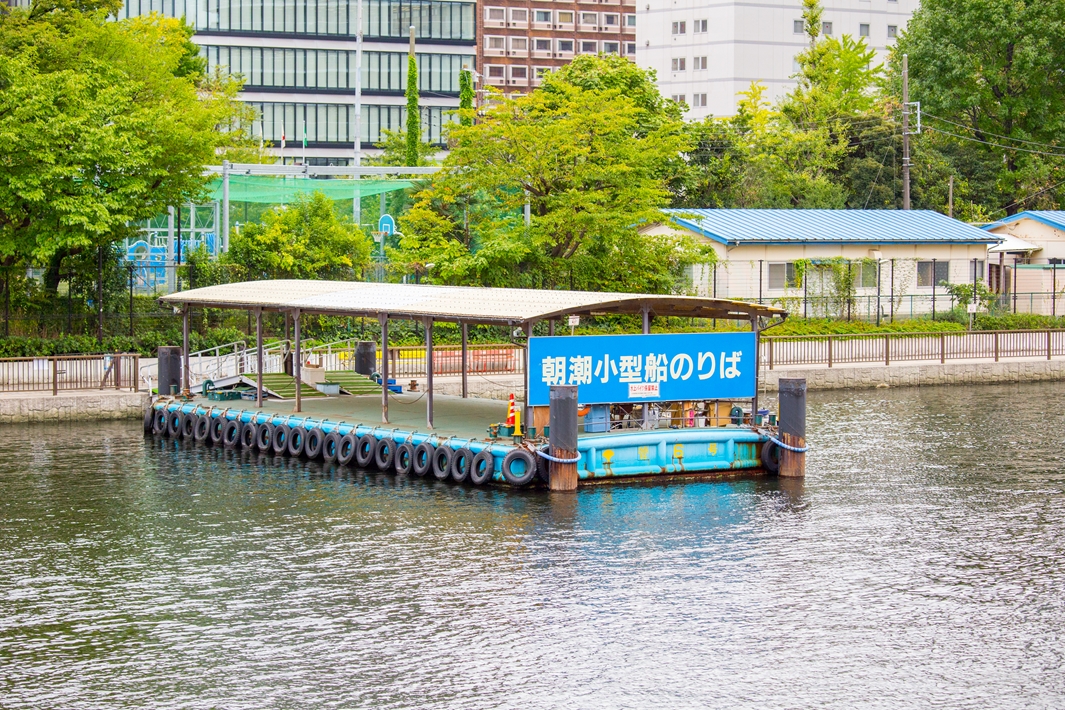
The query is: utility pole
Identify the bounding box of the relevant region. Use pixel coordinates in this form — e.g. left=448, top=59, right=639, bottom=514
left=353, top=0, right=363, bottom=227
left=902, top=54, right=911, bottom=210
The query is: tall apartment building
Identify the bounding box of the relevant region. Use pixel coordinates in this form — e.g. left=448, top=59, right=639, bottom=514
left=638, top=0, right=918, bottom=118
left=105, top=0, right=477, bottom=163
left=478, top=0, right=637, bottom=93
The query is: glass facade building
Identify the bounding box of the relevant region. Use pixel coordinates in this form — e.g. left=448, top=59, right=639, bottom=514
left=251, top=101, right=452, bottom=147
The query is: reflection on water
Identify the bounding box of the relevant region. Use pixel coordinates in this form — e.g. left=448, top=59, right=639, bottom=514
left=1, top=383, right=1063, bottom=708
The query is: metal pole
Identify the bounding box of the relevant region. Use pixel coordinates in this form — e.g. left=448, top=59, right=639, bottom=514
left=182, top=306, right=190, bottom=394
left=642, top=305, right=650, bottom=429
left=167, top=206, right=175, bottom=292
left=902, top=54, right=911, bottom=210
left=353, top=0, right=363, bottom=226
left=712, top=262, right=718, bottom=328
left=293, top=309, right=302, bottom=413
left=380, top=313, right=389, bottom=423
left=97, top=245, right=104, bottom=343
left=1054, top=264, right=1058, bottom=318
left=256, top=309, right=263, bottom=409
left=890, top=258, right=895, bottom=323
left=972, top=257, right=977, bottom=328
left=876, top=260, right=882, bottom=326
left=128, top=264, right=134, bottom=339
left=523, top=321, right=533, bottom=434
left=751, top=316, right=760, bottom=423
left=221, top=160, right=230, bottom=252
left=758, top=259, right=763, bottom=303
left=460, top=321, right=468, bottom=399
left=1014, top=258, right=1019, bottom=313
left=425, top=317, right=434, bottom=429
left=932, top=258, right=937, bottom=319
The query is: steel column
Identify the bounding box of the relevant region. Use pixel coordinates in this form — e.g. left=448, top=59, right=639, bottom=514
left=425, top=317, right=434, bottom=429
left=380, top=313, right=389, bottom=423
left=293, top=309, right=302, bottom=413
left=182, top=306, right=190, bottom=394
left=255, top=309, right=264, bottom=409
left=460, top=321, right=468, bottom=399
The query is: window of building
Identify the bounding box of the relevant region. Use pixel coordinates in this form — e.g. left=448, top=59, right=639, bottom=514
left=671, top=94, right=686, bottom=105
left=487, top=36, right=504, bottom=49
left=510, top=65, right=528, bottom=79
left=557, top=11, right=574, bottom=23
left=917, top=261, right=951, bottom=288
left=768, top=263, right=801, bottom=290
left=822, top=21, right=832, bottom=35
left=486, top=7, right=504, bottom=20
left=603, top=13, right=618, bottom=25
left=534, top=10, right=551, bottom=22
left=534, top=38, right=551, bottom=51
left=672, top=21, right=686, bottom=34
left=858, top=262, right=878, bottom=288
left=626, top=14, right=637, bottom=27
left=671, top=57, right=686, bottom=71
left=794, top=19, right=804, bottom=34
left=487, top=65, right=505, bottom=78
left=510, top=9, right=526, bottom=22
left=626, top=42, right=636, bottom=55
left=694, top=56, right=707, bottom=70
left=581, top=40, right=598, bottom=53
left=692, top=93, right=707, bottom=107
left=510, top=37, right=527, bottom=50
left=969, top=260, right=986, bottom=281
left=535, top=66, right=551, bottom=78
left=558, top=39, right=574, bottom=52
left=581, top=12, right=597, bottom=24
left=887, top=24, right=897, bottom=38
left=859, top=23, right=869, bottom=37
left=603, top=41, right=620, bottom=54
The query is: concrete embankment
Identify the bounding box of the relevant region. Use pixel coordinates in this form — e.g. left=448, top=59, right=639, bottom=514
left=0, top=391, right=150, bottom=424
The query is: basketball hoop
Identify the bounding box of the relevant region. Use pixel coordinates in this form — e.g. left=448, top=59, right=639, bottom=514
left=371, top=231, right=386, bottom=244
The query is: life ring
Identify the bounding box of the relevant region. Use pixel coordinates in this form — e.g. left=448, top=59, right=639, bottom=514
left=256, top=422, right=275, bottom=452
left=451, top=447, right=474, bottom=483
left=394, top=443, right=415, bottom=475
left=577, top=405, right=591, bottom=418
left=374, top=437, right=396, bottom=470
left=209, top=415, right=226, bottom=445
left=470, top=450, right=495, bottom=485
left=431, top=445, right=453, bottom=480
left=355, top=434, right=377, bottom=468
left=412, top=442, right=434, bottom=477
left=501, top=449, right=537, bottom=486
left=271, top=424, right=290, bottom=454
left=304, top=427, right=325, bottom=459
left=193, top=414, right=211, bottom=443
left=760, top=440, right=781, bottom=474
left=287, top=427, right=307, bottom=457
left=322, top=432, right=342, bottom=463
left=222, top=419, right=242, bottom=448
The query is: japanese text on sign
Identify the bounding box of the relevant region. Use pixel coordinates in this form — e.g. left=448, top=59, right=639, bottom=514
left=528, top=332, right=756, bottom=406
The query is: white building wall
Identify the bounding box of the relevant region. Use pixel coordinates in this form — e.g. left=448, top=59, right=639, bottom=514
left=637, top=0, right=919, bottom=119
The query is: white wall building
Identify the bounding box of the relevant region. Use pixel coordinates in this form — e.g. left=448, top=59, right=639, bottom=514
left=637, top=0, right=918, bottom=118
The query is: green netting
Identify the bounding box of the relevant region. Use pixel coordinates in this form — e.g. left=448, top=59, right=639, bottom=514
left=207, top=175, right=414, bottom=204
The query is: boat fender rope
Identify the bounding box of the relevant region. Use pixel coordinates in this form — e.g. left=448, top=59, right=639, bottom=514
left=535, top=449, right=582, bottom=464
left=767, top=436, right=808, bottom=453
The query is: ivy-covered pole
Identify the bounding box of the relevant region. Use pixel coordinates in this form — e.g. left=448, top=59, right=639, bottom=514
left=459, top=67, right=474, bottom=127
left=405, top=25, right=420, bottom=166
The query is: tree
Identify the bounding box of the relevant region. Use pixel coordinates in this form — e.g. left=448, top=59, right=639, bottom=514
left=365, top=128, right=438, bottom=167
left=224, top=192, right=372, bottom=280
left=458, top=68, right=474, bottom=127
left=405, top=52, right=420, bottom=166
left=892, top=0, right=1065, bottom=213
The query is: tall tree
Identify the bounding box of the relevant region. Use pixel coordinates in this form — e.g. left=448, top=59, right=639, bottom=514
left=458, top=68, right=474, bottom=127
left=405, top=52, right=420, bottom=166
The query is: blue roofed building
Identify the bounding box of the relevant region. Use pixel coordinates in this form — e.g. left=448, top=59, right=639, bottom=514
left=982, top=211, right=1065, bottom=315
left=646, top=209, right=998, bottom=319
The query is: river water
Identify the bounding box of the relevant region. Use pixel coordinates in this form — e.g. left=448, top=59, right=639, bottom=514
left=1, top=383, right=1063, bottom=709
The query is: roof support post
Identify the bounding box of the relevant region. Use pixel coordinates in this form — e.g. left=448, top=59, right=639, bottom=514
left=293, top=308, right=302, bottom=413
left=221, top=160, right=230, bottom=253
left=523, top=321, right=534, bottom=434
left=379, top=314, right=389, bottom=423
left=548, top=320, right=555, bottom=337
left=460, top=321, right=468, bottom=399
left=642, top=305, right=651, bottom=429
left=255, top=308, right=263, bottom=409
left=425, top=317, right=434, bottom=429
left=751, top=315, right=761, bottom=424
left=182, top=305, right=190, bottom=395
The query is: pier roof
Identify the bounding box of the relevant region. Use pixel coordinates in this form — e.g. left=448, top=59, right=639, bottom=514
left=159, top=280, right=785, bottom=324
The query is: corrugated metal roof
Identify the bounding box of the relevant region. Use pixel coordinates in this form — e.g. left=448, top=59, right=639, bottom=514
left=983, top=210, right=1065, bottom=232
left=988, top=234, right=1040, bottom=253
left=159, top=280, right=785, bottom=323
left=665, top=208, right=998, bottom=245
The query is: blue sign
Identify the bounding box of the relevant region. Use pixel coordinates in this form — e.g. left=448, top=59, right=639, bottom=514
left=527, top=332, right=757, bottom=406
left=378, top=214, right=396, bottom=235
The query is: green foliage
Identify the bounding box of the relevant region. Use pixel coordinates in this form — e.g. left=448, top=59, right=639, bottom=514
left=458, top=68, right=473, bottom=127
left=939, top=278, right=996, bottom=310
left=223, top=192, right=372, bottom=280
left=366, top=128, right=438, bottom=167
left=0, top=326, right=248, bottom=357
left=405, top=53, right=419, bottom=166
left=974, top=313, right=1065, bottom=331
left=766, top=317, right=965, bottom=336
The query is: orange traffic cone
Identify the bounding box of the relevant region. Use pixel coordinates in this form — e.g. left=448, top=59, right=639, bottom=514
left=506, top=394, right=516, bottom=428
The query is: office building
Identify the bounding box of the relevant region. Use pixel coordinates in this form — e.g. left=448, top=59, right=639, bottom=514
left=638, top=0, right=918, bottom=118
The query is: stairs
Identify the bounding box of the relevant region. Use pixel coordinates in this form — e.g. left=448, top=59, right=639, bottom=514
left=325, top=370, right=380, bottom=395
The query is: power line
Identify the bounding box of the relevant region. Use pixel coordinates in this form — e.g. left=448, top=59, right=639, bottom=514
left=926, top=126, right=1065, bottom=158
left=923, top=112, right=1065, bottom=151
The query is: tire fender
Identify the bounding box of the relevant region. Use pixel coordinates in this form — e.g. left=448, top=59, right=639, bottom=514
left=304, top=427, right=325, bottom=459
left=470, top=450, right=495, bottom=486
left=287, top=427, right=307, bottom=457
left=355, top=434, right=377, bottom=468
left=271, top=424, right=290, bottom=454
left=322, top=431, right=342, bottom=463
left=501, top=449, right=537, bottom=486
left=431, top=445, right=453, bottom=480
left=760, top=440, right=781, bottom=474
left=451, top=447, right=474, bottom=483
left=374, top=437, right=396, bottom=471
left=337, top=433, right=358, bottom=466
left=395, top=443, right=415, bottom=476
left=412, top=442, right=434, bottom=477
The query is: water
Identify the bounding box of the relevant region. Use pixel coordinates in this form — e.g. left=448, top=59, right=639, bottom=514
left=1, top=383, right=1063, bottom=709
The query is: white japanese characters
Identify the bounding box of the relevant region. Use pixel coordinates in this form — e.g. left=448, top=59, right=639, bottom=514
left=541, top=350, right=743, bottom=387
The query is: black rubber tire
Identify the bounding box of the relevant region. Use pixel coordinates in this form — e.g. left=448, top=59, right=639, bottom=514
left=255, top=422, right=275, bottom=452
left=451, top=447, right=474, bottom=483
left=152, top=409, right=168, bottom=435
left=536, top=448, right=551, bottom=483
left=337, top=433, right=358, bottom=466
left=271, top=424, right=291, bottom=455
left=470, top=450, right=495, bottom=486
left=240, top=422, right=257, bottom=449
left=501, top=449, right=537, bottom=486
left=412, top=442, right=434, bottom=477
left=760, top=440, right=781, bottom=474
left=322, top=432, right=342, bottom=463
left=167, top=411, right=185, bottom=439
left=355, top=434, right=376, bottom=468
left=374, top=438, right=396, bottom=471
left=287, top=427, right=307, bottom=457
left=209, top=415, right=226, bottom=445
left=431, top=445, right=453, bottom=481
left=193, top=414, right=211, bottom=443
left=394, top=443, right=414, bottom=475
left=304, top=427, right=325, bottom=459
left=180, top=413, right=196, bottom=439
left=222, top=420, right=242, bottom=448
left=143, top=406, right=154, bottom=433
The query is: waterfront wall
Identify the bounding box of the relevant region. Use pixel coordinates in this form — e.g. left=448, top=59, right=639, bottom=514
left=0, top=391, right=150, bottom=424
left=761, top=358, right=1065, bottom=391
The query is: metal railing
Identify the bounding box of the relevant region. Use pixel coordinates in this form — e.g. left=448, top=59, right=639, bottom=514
left=763, top=330, right=1065, bottom=369
left=381, top=344, right=524, bottom=378
left=0, top=354, right=140, bottom=394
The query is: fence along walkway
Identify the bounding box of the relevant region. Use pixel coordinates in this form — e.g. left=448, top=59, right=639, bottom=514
left=763, top=330, right=1065, bottom=369
left=0, top=354, right=140, bottom=394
